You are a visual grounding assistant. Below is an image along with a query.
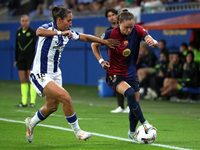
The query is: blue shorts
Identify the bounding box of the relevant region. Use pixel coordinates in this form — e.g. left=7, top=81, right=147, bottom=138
left=106, top=75, right=140, bottom=92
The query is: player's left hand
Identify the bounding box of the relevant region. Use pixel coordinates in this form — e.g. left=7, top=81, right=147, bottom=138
left=105, top=39, right=120, bottom=49
left=146, top=38, right=158, bottom=48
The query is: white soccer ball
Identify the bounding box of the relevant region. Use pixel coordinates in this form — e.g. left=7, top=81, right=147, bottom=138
left=136, top=124, right=157, bottom=144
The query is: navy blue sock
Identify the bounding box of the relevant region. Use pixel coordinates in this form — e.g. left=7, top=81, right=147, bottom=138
left=124, top=87, right=146, bottom=124
left=129, top=111, right=138, bottom=132
left=37, top=109, right=46, bottom=121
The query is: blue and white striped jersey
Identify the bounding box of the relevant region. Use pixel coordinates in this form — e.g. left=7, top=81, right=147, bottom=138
left=32, top=21, right=80, bottom=73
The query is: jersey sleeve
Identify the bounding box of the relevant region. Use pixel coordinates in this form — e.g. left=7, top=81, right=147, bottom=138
left=70, top=30, right=80, bottom=40
left=100, top=30, right=111, bottom=40
left=135, top=25, right=148, bottom=41
left=40, top=23, right=51, bottom=29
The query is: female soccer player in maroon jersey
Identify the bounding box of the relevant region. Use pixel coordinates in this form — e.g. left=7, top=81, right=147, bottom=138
left=91, top=9, right=158, bottom=141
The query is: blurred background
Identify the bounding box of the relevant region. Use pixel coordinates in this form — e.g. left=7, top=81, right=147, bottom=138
left=0, top=0, right=199, bottom=87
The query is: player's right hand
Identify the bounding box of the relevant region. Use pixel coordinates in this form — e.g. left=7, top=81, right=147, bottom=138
left=101, top=61, right=110, bottom=70
left=106, top=39, right=120, bottom=49
left=62, top=30, right=73, bottom=39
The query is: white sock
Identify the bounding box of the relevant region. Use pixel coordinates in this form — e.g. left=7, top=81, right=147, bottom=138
left=69, top=120, right=80, bottom=132
left=31, top=112, right=42, bottom=127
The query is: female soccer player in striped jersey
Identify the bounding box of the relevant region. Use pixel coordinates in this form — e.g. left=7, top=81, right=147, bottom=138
left=25, top=6, right=119, bottom=143
left=91, top=9, right=158, bottom=141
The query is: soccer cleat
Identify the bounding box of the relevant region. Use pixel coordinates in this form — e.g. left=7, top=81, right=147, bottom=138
left=128, top=130, right=138, bottom=142
left=123, top=106, right=130, bottom=113
left=110, top=106, right=124, bottom=113
left=28, top=103, right=35, bottom=108
left=15, top=102, right=27, bottom=107
left=142, top=120, right=150, bottom=125
left=25, top=117, right=34, bottom=143
left=75, top=129, right=91, bottom=141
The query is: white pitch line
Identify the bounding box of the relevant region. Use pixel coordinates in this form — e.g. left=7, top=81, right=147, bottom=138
left=15, top=110, right=99, bottom=120
left=0, top=118, right=193, bottom=150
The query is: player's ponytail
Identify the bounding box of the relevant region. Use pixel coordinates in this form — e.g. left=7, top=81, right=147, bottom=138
left=117, top=9, right=134, bottom=24
left=52, top=6, right=71, bottom=23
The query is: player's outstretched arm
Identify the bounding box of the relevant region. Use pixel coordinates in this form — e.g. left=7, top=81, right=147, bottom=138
left=79, top=33, right=119, bottom=49
left=36, top=27, right=73, bottom=37
left=144, top=35, right=158, bottom=48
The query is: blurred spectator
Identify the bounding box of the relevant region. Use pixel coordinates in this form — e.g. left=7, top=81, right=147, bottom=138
left=36, top=4, right=43, bottom=15
left=6, top=0, right=20, bottom=17
left=77, top=3, right=86, bottom=11
left=29, top=0, right=44, bottom=12
left=179, top=42, right=188, bottom=56
left=158, top=39, right=169, bottom=56
left=133, top=0, right=143, bottom=7
left=89, top=1, right=103, bottom=11
left=142, top=0, right=166, bottom=13
left=179, top=42, right=188, bottom=62
left=0, top=0, right=6, bottom=8
left=65, top=0, right=78, bottom=11
left=161, top=52, right=183, bottom=97
left=188, top=42, right=200, bottom=64
left=137, top=42, right=157, bottom=78
left=160, top=51, right=199, bottom=96
left=136, top=42, right=157, bottom=96
left=140, top=51, right=168, bottom=99
left=120, top=0, right=134, bottom=8
left=77, top=0, right=93, bottom=3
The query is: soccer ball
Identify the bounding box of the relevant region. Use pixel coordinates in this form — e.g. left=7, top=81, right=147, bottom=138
left=136, top=124, right=157, bottom=144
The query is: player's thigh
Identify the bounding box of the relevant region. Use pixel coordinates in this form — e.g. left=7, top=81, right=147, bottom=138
left=126, top=76, right=140, bottom=92
left=116, top=81, right=131, bottom=95
left=106, top=75, right=129, bottom=95
left=43, top=81, right=71, bottom=103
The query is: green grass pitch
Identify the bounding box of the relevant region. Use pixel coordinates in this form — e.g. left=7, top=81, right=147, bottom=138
left=0, top=80, right=199, bottom=150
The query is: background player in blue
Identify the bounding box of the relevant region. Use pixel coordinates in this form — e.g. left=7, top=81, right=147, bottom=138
left=91, top=9, right=158, bottom=141
left=25, top=6, right=119, bottom=143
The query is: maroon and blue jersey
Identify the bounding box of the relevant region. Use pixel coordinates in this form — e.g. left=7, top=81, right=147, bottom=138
left=101, top=25, right=148, bottom=78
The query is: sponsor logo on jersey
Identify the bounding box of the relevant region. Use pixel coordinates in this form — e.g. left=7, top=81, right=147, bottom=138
left=26, top=32, right=31, bottom=37
left=122, top=48, right=131, bottom=57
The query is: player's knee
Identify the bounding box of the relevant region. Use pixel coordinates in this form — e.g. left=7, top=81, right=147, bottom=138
left=124, top=87, right=139, bottom=108
left=124, top=87, right=135, bottom=99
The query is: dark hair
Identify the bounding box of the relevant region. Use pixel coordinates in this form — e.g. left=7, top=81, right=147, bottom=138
left=117, top=9, right=134, bottom=24
left=105, top=8, right=118, bottom=18
left=52, top=6, right=71, bottom=23
left=160, top=51, right=168, bottom=62
left=186, top=51, right=194, bottom=62
left=159, top=39, right=166, bottom=46
left=188, top=41, right=197, bottom=49
left=180, top=42, right=188, bottom=49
